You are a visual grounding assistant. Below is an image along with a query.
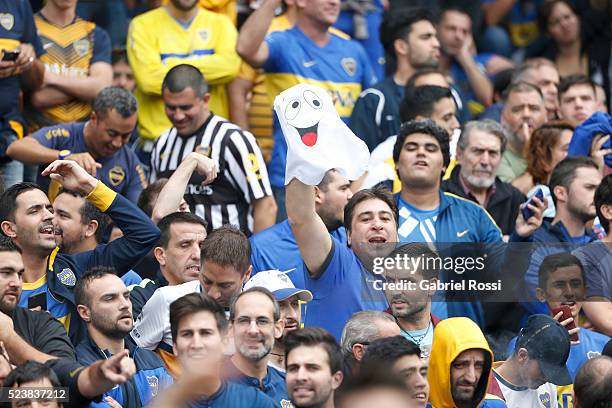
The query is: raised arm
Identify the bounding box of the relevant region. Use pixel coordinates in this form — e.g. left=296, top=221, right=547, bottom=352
left=235, top=0, right=279, bottom=68
left=151, top=152, right=217, bottom=223
left=41, top=160, right=160, bottom=275
left=286, top=178, right=332, bottom=277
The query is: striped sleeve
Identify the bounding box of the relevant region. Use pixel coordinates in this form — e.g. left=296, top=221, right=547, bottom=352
left=223, top=128, right=272, bottom=203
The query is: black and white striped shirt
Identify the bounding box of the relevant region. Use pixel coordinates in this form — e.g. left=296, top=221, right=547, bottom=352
left=150, top=114, right=273, bottom=235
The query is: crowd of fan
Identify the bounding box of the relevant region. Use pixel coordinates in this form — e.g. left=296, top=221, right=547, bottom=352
left=0, top=0, right=611, bottom=407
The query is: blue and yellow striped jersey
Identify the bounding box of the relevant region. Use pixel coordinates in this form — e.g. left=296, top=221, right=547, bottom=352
left=28, top=14, right=111, bottom=128
left=262, top=26, right=377, bottom=188
left=127, top=7, right=240, bottom=141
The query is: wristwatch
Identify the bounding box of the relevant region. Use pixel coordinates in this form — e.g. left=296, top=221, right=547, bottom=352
left=58, top=149, right=71, bottom=160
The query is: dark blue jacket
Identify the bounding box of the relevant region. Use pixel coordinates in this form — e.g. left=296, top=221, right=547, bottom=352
left=18, top=182, right=160, bottom=344
left=76, top=336, right=173, bottom=407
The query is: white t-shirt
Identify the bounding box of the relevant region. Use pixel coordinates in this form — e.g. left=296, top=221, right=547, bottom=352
left=131, top=280, right=201, bottom=352
left=493, top=366, right=558, bottom=408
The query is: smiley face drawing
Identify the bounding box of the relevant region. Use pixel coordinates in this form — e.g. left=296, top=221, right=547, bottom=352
left=281, top=89, right=326, bottom=147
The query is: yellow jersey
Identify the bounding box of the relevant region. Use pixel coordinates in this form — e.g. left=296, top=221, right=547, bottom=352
left=127, top=7, right=240, bottom=141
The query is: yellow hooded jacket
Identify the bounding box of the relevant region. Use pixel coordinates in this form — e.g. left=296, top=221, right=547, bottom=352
left=428, top=317, right=507, bottom=408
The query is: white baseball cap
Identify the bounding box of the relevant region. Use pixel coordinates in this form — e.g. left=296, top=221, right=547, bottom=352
left=243, top=270, right=313, bottom=302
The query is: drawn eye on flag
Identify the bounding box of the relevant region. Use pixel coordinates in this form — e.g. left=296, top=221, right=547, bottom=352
left=274, top=84, right=369, bottom=186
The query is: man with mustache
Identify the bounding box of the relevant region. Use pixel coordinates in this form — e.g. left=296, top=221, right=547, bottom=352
left=7, top=87, right=146, bottom=202
left=74, top=266, right=173, bottom=407
left=442, top=120, right=525, bottom=236
left=497, top=82, right=547, bottom=193
left=223, top=287, right=291, bottom=407
left=382, top=243, right=442, bottom=361
left=0, top=159, right=160, bottom=345
left=284, top=328, right=344, bottom=408
left=242, top=270, right=313, bottom=371
left=429, top=317, right=507, bottom=408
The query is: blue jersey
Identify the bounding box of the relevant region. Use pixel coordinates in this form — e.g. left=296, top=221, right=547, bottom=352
left=189, top=381, right=276, bottom=408
left=222, top=357, right=291, bottom=407
left=263, top=26, right=377, bottom=188
left=76, top=337, right=173, bottom=408
left=0, top=0, right=44, bottom=120
left=32, top=122, right=147, bottom=202
left=250, top=219, right=347, bottom=288
left=301, top=238, right=389, bottom=340
left=17, top=182, right=160, bottom=345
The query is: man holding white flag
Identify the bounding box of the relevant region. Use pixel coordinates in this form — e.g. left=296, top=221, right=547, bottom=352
left=281, top=84, right=396, bottom=340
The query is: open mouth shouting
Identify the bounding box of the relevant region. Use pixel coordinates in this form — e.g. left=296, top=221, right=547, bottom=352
left=294, top=124, right=319, bottom=147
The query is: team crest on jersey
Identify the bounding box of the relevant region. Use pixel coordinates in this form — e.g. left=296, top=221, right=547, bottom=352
left=73, top=39, right=90, bottom=57
left=147, top=376, right=159, bottom=396
left=197, top=29, right=209, bottom=42
left=108, top=166, right=126, bottom=186
left=587, top=351, right=601, bottom=359
left=195, top=145, right=210, bottom=156
left=0, top=14, right=14, bottom=31
left=539, top=392, right=551, bottom=408
left=341, top=57, right=357, bottom=77
left=280, top=400, right=294, bottom=408
left=58, top=268, right=76, bottom=287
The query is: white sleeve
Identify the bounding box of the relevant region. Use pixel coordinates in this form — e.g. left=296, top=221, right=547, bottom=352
left=130, top=288, right=167, bottom=350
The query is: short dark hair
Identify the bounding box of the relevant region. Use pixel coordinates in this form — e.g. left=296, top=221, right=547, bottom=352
left=284, top=328, right=343, bottom=374
left=558, top=74, right=596, bottom=100
left=318, top=169, right=338, bottom=192
left=3, top=360, right=62, bottom=389
left=162, top=64, right=208, bottom=97
left=57, top=189, right=110, bottom=243
left=573, top=356, right=612, bottom=408
left=111, top=48, right=129, bottom=65
left=201, top=225, right=250, bottom=274
left=537, top=252, right=585, bottom=291
left=229, top=286, right=280, bottom=322
left=361, top=335, right=421, bottom=372
left=385, top=243, right=440, bottom=280
left=170, top=292, right=228, bottom=343
left=379, top=7, right=435, bottom=56
left=393, top=119, right=451, bottom=170
left=157, top=212, right=208, bottom=248
left=0, top=235, right=21, bottom=254
left=335, top=368, right=412, bottom=407
left=595, top=175, right=612, bottom=234
left=400, top=85, right=453, bottom=123
left=92, top=86, right=138, bottom=119
left=343, top=188, right=397, bottom=233
left=0, top=182, right=45, bottom=225
left=549, top=157, right=599, bottom=207
left=503, top=81, right=544, bottom=103
left=74, top=266, right=118, bottom=308
left=405, top=68, right=448, bottom=89
left=137, top=178, right=168, bottom=217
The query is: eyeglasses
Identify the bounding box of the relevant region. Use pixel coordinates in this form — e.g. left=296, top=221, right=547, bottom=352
left=233, top=316, right=273, bottom=328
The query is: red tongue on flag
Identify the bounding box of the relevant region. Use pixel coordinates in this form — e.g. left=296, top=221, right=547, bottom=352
left=302, top=132, right=317, bottom=146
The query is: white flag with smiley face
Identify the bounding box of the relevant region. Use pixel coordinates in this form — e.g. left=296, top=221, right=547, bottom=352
left=274, top=84, right=369, bottom=186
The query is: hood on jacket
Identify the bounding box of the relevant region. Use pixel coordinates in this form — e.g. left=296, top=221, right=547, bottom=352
left=428, top=317, right=493, bottom=408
